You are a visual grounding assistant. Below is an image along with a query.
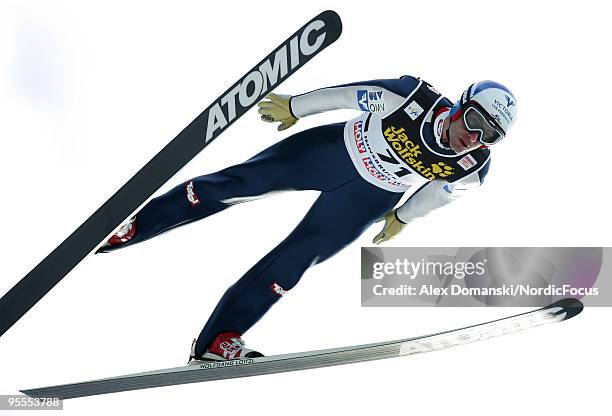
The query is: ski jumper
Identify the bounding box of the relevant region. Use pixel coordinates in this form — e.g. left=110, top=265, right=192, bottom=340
left=104, top=76, right=491, bottom=355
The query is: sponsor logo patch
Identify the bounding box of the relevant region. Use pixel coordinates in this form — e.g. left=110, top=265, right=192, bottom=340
left=357, top=90, right=386, bottom=112
left=186, top=181, right=200, bottom=206
left=362, top=157, right=388, bottom=182
left=491, top=97, right=514, bottom=125
left=404, top=101, right=424, bottom=120
left=353, top=121, right=366, bottom=154
left=383, top=125, right=455, bottom=180
left=271, top=282, right=287, bottom=296
left=204, top=19, right=329, bottom=142
left=457, top=154, right=478, bottom=171
left=200, top=358, right=255, bottom=369
left=436, top=118, right=444, bottom=138
left=361, top=157, right=406, bottom=187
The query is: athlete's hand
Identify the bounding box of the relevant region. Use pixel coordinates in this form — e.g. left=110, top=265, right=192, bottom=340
left=372, top=210, right=405, bottom=244
left=257, top=93, right=298, bottom=131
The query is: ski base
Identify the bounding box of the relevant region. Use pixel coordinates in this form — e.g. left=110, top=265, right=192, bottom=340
left=21, top=299, right=583, bottom=400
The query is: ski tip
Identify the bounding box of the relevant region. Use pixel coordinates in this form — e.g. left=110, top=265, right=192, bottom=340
left=318, top=10, right=343, bottom=37
left=546, top=298, right=584, bottom=320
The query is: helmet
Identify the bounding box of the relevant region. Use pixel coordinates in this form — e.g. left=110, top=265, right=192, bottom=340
left=449, top=80, right=518, bottom=145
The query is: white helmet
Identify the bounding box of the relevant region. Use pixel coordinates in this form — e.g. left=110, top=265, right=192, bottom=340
left=449, top=81, right=518, bottom=145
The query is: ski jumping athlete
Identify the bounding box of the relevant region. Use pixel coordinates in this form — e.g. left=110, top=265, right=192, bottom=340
left=98, top=76, right=518, bottom=362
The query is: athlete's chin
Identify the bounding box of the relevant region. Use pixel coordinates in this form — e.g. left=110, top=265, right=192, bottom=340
left=449, top=142, right=467, bottom=153
left=449, top=139, right=478, bottom=153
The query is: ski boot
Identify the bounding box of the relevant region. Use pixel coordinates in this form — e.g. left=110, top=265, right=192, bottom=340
left=189, top=332, right=264, bottom=364
left=96, top=217, right=137, bottom=253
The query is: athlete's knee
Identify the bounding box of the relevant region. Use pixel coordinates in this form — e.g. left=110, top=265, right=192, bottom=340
left=183, top=170, right=243, bottom=203
left=302, top=227, right=363, bottom=265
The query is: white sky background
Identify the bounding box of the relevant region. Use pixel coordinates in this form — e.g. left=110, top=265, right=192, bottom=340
left=0, top=1, right=610, bottom=414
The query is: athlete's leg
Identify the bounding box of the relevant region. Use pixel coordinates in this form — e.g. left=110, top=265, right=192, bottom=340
left=193, top=177, right=403, bottom=355
left=103, top=123, right=356, bottom=251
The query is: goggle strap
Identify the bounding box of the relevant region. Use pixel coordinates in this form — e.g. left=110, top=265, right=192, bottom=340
left=450, top=108, right=463, bottom=122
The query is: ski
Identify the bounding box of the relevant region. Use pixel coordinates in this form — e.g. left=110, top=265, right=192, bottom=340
left=21, top=298, right=583, bottom=400
left=0, top=10, right=342, bottom=339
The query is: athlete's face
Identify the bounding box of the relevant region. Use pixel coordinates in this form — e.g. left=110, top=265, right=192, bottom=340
left=448, top=116, right=481, bottom=153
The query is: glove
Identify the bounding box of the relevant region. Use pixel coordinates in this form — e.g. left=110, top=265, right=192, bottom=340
left=372, top=210, right=405, bottom=245
left=257, top=93, right=299, bottom=131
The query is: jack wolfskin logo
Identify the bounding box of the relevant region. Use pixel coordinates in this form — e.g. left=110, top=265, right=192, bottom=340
left=430, top=162, right=454, bottom=177
left=382, top=125, right=458, bottom=180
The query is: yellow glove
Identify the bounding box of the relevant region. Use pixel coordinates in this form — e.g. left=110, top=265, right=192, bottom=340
left=257, top=93, right=299, bottom=131
left=372, top=210, right=405, bottom=245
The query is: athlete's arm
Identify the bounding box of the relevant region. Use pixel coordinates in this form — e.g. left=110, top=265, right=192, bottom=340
left=373, top=162, right=490, bottom=244
left=396, top=161, right=490, bottom=223
left=290, top=75, right=420, bottom=118
left=372, top=181, right=465, bottom=244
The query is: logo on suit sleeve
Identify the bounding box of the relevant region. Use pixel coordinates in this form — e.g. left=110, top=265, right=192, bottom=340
left=353, top=120, right=366, bottom=153
left=357, top=90, right=386, bottom=112
left=186, top=181, right=200, bottom=206
left=271, top=282, right=287, bottom=296
left=404, top=101, right=424, bottom=120
left=457, top=154, right=477, bottom=170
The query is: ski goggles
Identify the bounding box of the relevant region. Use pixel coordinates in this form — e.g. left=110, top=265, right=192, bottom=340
left=461, top=103, right=506, bottom=145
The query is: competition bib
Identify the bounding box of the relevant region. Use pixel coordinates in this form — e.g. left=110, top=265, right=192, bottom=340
left=377, top=80, right=490, bottom=182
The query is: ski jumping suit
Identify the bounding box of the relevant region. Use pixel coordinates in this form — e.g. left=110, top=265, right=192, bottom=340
left=106, top=76, right=491, bottom=355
